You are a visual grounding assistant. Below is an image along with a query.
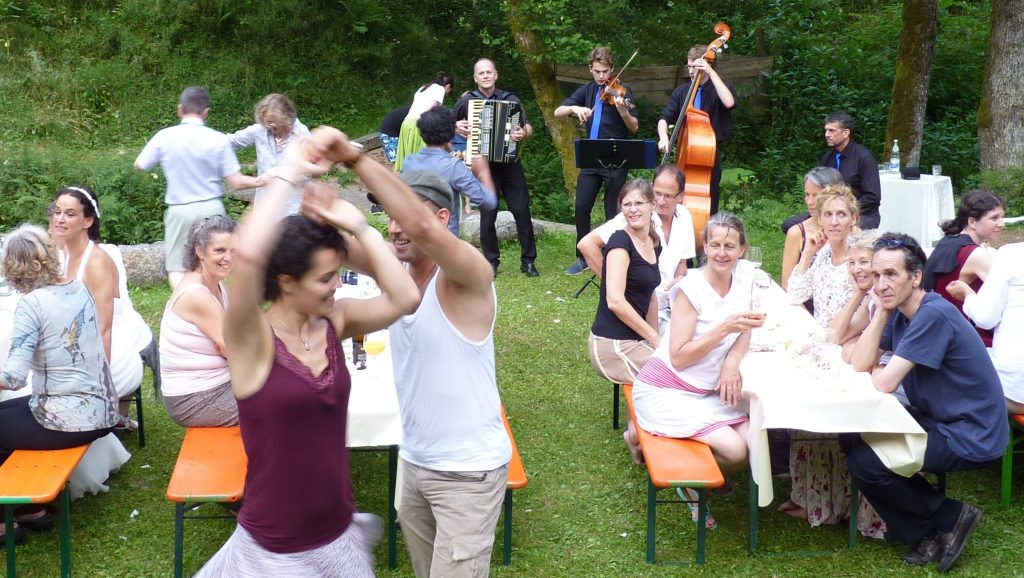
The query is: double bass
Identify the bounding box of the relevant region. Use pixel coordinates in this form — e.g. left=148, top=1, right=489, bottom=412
left=662, top=23, right=731, bottom=249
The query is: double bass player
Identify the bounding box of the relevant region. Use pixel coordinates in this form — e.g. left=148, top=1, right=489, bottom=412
left=657, top=45, right=735, bottom=215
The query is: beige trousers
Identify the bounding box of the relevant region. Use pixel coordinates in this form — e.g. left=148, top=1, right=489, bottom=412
left=398, top=460, right=508, bottom=578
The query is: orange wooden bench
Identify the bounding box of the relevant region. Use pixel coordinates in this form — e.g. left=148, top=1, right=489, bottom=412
left=501, top=406, right=528, bottom=566
left=0, top=445, right=89, bottom=578
left=166, top=427, right=246, bottom=578
left=622, top=384, right=724, bottom=565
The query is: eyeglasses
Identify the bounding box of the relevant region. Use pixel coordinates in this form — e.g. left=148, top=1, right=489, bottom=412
left=654, top=192, right=680, bottom=200
left=621, top=201, right=649, bottom=210
left=873, top=238, right=907, bottom=250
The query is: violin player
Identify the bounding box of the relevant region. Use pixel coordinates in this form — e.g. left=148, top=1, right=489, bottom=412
left=555, top=46, right=640, bottom=276
left=657, top=45, right=735, bottom=216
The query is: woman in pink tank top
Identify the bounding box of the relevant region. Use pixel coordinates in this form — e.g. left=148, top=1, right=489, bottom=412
left=195, top=133, right=420, bottom=576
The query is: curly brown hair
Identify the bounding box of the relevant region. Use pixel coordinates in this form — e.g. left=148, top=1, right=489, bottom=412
left=1, top=224, right=63, bottom=294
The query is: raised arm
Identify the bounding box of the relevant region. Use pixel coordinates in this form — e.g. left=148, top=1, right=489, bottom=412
left=306, top=127, right=493, bottom=293
left=668, top=288, right=763, bottom=371
left=224, top=145, right=328, bottom=398
left=849, top=304, right=888, bottom=373
left=300, top=185, right=420, bottom=339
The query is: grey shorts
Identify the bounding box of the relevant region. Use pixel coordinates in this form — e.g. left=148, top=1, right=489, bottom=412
left=162, top=380, right=238, bottom=427
left=164, top=198, right=226, bottom=272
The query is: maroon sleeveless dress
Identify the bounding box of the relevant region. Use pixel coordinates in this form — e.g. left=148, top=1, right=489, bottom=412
left=236, top=320, right=354, bottom=553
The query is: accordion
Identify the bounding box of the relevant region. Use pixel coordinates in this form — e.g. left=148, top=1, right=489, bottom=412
left=465, top=99, right=523, bottom=165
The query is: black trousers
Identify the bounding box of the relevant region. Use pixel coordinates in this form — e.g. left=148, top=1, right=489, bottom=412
left=840, top=428, right=990, bottom=545
left=480, top=161, right=537, bottom=267
left=0, top=396, right=114, bottom=465
left=574, top=167, right=628, bottom=258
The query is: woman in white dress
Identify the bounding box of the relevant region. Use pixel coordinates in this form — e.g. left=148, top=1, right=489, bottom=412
left=394, top=71, right=454, bottom=171
left=49, top=186, right=152, bottom=423
left=633, top=212, right=764, bottom=527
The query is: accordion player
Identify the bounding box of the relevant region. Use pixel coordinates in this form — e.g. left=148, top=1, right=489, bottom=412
left=465, top=99, right=524, bottom=166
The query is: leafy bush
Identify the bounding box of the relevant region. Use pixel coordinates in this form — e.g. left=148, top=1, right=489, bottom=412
left=980, top=165, right=1024, bottom=216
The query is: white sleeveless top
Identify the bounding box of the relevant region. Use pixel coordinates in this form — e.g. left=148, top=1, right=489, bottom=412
left=388, top=271, right=511, bottom=471
left=159, top=283, right=231, bottom=396
left=65, top=241, right=151, bottom=398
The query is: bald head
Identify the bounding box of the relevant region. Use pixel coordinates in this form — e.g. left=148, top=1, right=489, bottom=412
left=473, top=59, right=498, bottom=94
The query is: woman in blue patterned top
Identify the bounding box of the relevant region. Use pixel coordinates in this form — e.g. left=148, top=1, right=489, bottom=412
left=0, top=224, right=118, bottom=541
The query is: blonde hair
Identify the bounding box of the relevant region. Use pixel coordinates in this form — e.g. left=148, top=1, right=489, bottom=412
left=814, top=183, right=860, bottom=226
left=255, top=93, right=298, bottom=128
left=1, top=224, right=63, bottom=294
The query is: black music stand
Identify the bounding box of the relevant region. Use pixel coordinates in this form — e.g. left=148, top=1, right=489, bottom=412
left=572, top=139, right=657, bottom=298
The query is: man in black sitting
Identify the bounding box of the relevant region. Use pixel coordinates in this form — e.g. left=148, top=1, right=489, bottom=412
left=845, top=232, right=1007, bottom=573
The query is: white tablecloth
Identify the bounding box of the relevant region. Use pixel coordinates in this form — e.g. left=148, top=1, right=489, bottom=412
left=742, top=284, right=927, bottom=507
left=335, top=284, right=404, bottom=449
left=878, top=173, right=954, bottom=248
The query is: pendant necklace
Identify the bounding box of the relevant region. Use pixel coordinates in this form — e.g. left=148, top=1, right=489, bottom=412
left=269, top=310, right=311, bottom=352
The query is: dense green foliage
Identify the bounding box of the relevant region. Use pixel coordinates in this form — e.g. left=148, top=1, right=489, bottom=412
left=0, top=0, right=1001, bottom=243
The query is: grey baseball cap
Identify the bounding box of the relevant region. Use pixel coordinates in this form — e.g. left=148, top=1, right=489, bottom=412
left=367, top=169, right=453, bottom=212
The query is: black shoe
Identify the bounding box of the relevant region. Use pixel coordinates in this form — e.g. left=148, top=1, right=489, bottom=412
left=937, top=503, right=982, bottom=573
left=0, top=523, right=26, bottom=545
left=521, top=262, right=540, bottom=277
left=901, top=537, right=941, bottom=565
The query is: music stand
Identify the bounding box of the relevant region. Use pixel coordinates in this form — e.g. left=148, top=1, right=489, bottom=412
left=574, top=139, right=658, bottom=170
left=572, top=139, right=657, bottom=298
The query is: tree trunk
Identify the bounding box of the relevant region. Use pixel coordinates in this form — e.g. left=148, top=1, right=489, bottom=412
left=505, top=0, right=579, bottom=193
left=979, top=0, right=1024, bottom=170
left=885, top=0, right=938, bottom=168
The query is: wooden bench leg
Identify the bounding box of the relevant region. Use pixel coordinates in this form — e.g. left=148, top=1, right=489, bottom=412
left=502, top=488, right=513, bottom=566
left=59, top=486, right=72, bottom=578
left=613, top=383, right=620, bottom=430
left=174, top=502, right=185, bottom=578
left=387, top=445, right=398, bottom=571
left=5, top=506, right=16, bottom=578
left=645, top=479, right=656, bottom=563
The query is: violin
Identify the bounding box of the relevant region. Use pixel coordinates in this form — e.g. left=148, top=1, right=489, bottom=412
left=600, top=77, right=635, bottom=110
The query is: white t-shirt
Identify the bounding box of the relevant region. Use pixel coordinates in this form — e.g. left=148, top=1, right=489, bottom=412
left=406, top=83, right=447, bottom=120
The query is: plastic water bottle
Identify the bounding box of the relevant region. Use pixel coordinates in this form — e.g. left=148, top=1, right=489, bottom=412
left=889, top=140, right=900, bottom=172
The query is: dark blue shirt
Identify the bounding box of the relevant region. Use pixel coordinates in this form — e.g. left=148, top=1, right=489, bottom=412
left=881, top=292, right=1008, bottom=462
left=561, top=82, right=637, bottom=140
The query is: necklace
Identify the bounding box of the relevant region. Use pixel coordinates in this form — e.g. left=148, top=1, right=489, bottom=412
left=268, top=310, right=312, bottom=352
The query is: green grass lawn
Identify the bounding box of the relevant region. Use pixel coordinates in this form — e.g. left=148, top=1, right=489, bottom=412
left=5, top=227, right=1024, bottom=577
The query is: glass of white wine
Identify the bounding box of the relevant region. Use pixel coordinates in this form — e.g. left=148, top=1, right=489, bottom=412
left=747, top=246, right=763, bottom=269
left=363, top=331, right=386, bottom=360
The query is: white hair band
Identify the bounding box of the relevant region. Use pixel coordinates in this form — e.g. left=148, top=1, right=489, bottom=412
left=66, top=186, right=101, bottom=218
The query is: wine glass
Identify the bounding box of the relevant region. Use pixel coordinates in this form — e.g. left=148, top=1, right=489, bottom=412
left=747, top=246, right=763, bottom=269
left=363, top=331, right=386, bottom=359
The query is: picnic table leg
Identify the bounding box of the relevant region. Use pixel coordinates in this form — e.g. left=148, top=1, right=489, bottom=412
left=747, top=474, right=758, bottom=555
left=502, top=489, right=513, bottom=565
left=174, top=503, right=185, bottom=578
left=848, top=482, right=859, bottom=549
left=5, top=506, right=16, bottom=578
left=60, top=486, right=72, bottom=578
left=387, top=445, right=398, bottom=570
left=645, top=479, right=656, bottom=563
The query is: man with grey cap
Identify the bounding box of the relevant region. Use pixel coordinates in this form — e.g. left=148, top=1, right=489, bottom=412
left=308, top=126, right=510, bottom=578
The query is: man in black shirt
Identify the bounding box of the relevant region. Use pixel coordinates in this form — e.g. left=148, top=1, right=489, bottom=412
left=657, top=44, right=735, bottom=215
left=554, top=46, right=639, bottom=275
left=454, top=58, right=539, bottom=277
left=781, top=111, right=883, bottom=233
left=820, top=111, right=881, bottom=228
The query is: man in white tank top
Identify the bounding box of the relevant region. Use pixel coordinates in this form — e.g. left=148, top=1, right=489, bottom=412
left=307, top=128, right=510, bottom=578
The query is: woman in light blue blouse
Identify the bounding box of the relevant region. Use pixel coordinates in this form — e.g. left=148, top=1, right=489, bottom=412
left=228, top=93, right=310, bottom=214
left=0, top=224, right=118, bottom=464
